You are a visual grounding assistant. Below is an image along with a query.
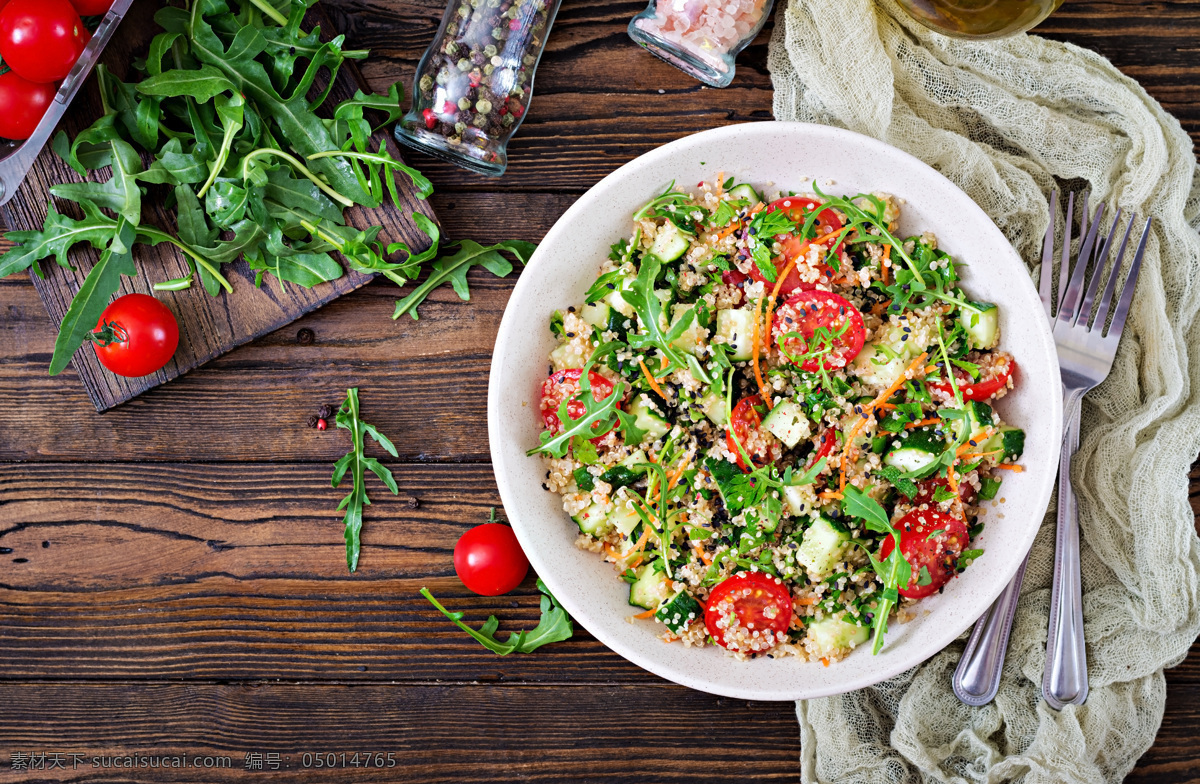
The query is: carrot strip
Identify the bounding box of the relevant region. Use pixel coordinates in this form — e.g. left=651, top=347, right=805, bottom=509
left=714, top=171, right=724, bottom=198
left=751, top=295, right=771, bottom=410
left=639, top=360, right=667, bottom=399
left=836, top=352, right=930, bottom=491
left=633, top=608, right=656, bottom=619
left=818, top=491, right=844, bottom=500
left=668, top=448, right=696, bottom=490
left=795, top=596, right=819, bottom=606
left=693, top=542, right=713, bottom=566
left=881, top=243, right=891, bottom=284
left=959, top=449, right=1003, bottom=461
left=821, top=657, right=830, bottom=667
left=995, top=463, right=1025, bottom=472
left=905, top=417, right=941, bottom=430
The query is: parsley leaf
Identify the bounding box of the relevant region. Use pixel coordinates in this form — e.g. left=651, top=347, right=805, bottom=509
left=420, top=578, right=573, bottom=655
left=331, top=388, right=399, bottom=572
left=880, top=465, right=919, bottom=498
left=916, top=566, right=932, bottom=586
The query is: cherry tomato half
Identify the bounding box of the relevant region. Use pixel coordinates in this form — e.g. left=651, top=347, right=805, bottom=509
left=929, top=354, right=1016, bottom=402
left=806, top=428, right=837, bottom=470
left=70, top=0, right=114, bottom=15
left=90, top=293, right=179, bottom=378
left=745, top=197, right=849, bottom=296
left=764, top=197, right=847, bottom=255
left=879, top=509, right=970, bottom=599
left=0, top=71, right=55, bottom=140
left=540, top=369, right=619, bottom=444
left=705, top=571, right=793, bottom=653
left=0, top=0, right=88, bottom=83
left=720, top=268, right=748, bottom=306
left=912, top=475, right=976, bottom=511
left=726, top=394, right=781, bottom=472
left=771, top=290, right=865, bottom=372
left=453, top=523, right=530, bottom=596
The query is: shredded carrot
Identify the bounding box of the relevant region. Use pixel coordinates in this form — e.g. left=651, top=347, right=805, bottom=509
left=955, top=428, right=997, bottom=457
left=603, top=543, right=620, bottom=561
left=714, top=171, right=724, bottom=198
left=714, top=222, right=741, bottom=243
left=881, top=243, right=891, bottom=284
left=639, top=359, right=666, bottom=399
left=627, top=525, right=651, bottom=555
left=905, top=417, right=941, bottom=430
left=693, top=542, right=713, bottom=566
left=821, top=657, right=830, bottom=667
left=995, top=463, right=1025, bottom=472
left=836, top=352, right=931, bottom=491
left=818, top=490, right=844, bottom=500
left=751, top=295, right=771, bottom=410
left=633, top=608, right=656, bottom=619
left=663, top=633, right=680, bottom=642
left=959, top=449, right=1003, bottom=461
left=667, top=448, right=696, bottom=490
left=660, top=354, right=668, bottom=370
left=795, top=596, right=819, bottom=606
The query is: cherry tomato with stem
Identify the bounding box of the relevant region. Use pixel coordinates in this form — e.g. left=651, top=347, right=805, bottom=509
left=879, top=509, right=971, bottom=599
left=453, top=523, right=530, bottom=596
left=0, top=0, right=88, bottom=83
left=704, top=571, right=793, bottom=652
left=89, top=293, right=179, bottom=377
left=929, top=354, right=1016, bottom=402
left=540, top=368, right=619, bottom=444
left=726, top=394, right=781, bottom=472
left=771, top=290, right=865, bottom=372
left=0, top=71, right=55, bottom=140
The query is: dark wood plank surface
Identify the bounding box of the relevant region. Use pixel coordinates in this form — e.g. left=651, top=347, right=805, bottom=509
left=1, top=0, right=1198, bottom=781
left=0, top=0, right=436, bottom=412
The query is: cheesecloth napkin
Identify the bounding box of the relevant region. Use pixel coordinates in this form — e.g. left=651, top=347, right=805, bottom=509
left=767, top=1, right=1200, bottom=781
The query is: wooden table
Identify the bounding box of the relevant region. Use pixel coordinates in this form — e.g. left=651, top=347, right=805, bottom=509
left=1, top=0, right=1198, bottom=780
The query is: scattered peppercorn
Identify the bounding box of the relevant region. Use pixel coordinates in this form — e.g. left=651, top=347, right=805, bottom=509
left=317, top=418, right=328, bottom=431
left=318, top=404, right=334, bottom=419
left=307, top=415, right=319, bottom=428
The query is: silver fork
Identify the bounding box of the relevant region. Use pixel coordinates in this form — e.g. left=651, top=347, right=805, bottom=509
left=953, top=190, right=1152, bottom=708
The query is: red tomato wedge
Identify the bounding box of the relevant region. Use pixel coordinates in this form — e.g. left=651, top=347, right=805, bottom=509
left=746, top=198, right=847, bottom=296
left=705, top=571, right=793, bottom=653
left=726, top=394, right=781, bottom=472
left=0, top=0, right=88, bottom=83
left=0, top=71, right=55, bottom=140
left=540, top=369, right=619, bottom=442
left=929, top=353, right=1016, bottom=402
left=913, top=475, right=977, bottom=510
left=879, top=509, right=971, bottom=599
left=771, top=290, right=865, bottom=372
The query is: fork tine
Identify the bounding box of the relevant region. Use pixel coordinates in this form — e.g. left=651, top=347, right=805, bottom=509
left=1104, top=217, right=1151, bottom=342
left=1056, top=192, right=1075, bottom=315
left=1092, top=212, right=1137, bottom=331
left=1079, top=191, right=1091, bottom=250
left=1059, top=204, right=1105, bottom=325
left=1039, top=189, right=1058, bottom=317
left=1080, top=209, right=1128, bottom=327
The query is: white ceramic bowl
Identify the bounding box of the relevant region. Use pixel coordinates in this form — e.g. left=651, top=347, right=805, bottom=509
left=488, top=122, right=1061, bottom=701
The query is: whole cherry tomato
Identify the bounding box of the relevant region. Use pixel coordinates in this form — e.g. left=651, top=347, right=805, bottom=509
left=771, top=290, right=865, bottom=372
left=70, top=0, right=113, bottom=15
left=879, top=509, right=971, bottom=599
left=704, top=571, right=793, bottom=653
left=0, top=71, right=55, bottom=140
left=453, top=523, right=530, bottom=596
left=0, top=0, right=89, bottom=83
left=90, top=293, right=179, bottom=377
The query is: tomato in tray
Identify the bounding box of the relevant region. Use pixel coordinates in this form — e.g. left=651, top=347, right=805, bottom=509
left=772, top=290, right=865, bottom=372
left=705, top=571, right=793, bottom=652
left=879, top=509, right=970, bottom=599
left=89, top=293, right=179, bottom=378
left=0, top=0, right=89, bottom=84
left=454, top=523, right=530, bottom=596
left=0, top=71, right=55, bottom=140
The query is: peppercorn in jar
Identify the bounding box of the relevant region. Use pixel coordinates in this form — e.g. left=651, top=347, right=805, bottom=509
left=396, top=0, right=561, bottom=176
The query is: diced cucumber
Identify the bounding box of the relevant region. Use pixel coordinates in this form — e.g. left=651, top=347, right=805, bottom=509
left=572, top=503, right=611, bottom=537
left=649, top=221, right=691, bottom=262
left=796, top=515, right=851, bottom=578
left=959, top=302, right=1000, bottom=350
left=698, top=389, right=728, bottom=426
left=629, top=563, right=671, bottom=609
left=620, top=448, right=648, bottom=468
left=670, top=304, right=709, bottom=355
left=981, top=426, right=1025, bottom=461
left=850, top=342, right=908, bottom=390
left=603, top=274, right=636, bottom=318
left=951, top=400, right=994, bottom=443
left=883, top=427, right=946, bottom=474
left=783, top=483, right=817, bottom=517
left=726, top=183, right=761, bottom=204
left=549, top=341, right=582, bottom=371
left=609, top=497, right=642, bottom=539
left=581, top=300, right=611, bottom=329
left=716, top=308, right=756, bottom=361
left=655, top=590, right=704, bottom=633
left=805, top=615, right=869, bottom=656
left=761, top=400, right=811, bottom=448
left=628, top=395, right=672, bottom=443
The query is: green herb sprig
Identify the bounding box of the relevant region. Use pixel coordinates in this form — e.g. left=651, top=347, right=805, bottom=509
left=331, top=387, right=399, bottom=572
left=840, top=485, right=911, bottom=655
left=420, top=577, right=573, bottom=655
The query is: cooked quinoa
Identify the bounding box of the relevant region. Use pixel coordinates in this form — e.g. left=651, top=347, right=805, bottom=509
left=527, top=177, right=1025, bottom=662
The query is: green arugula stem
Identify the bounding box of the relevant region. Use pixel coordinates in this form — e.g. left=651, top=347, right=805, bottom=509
left=307, top=149, right=433, bottom=199
left=246, top=0, right=288, bottom=26
left=242, top=148, right=355, bottom=208
left=137, top=227, right=234, bottom=293
left=153, top=275, right=193, bottom=291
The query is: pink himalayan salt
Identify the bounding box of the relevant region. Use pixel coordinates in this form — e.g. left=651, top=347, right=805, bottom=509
left=634, top=0, right=768, bottom=71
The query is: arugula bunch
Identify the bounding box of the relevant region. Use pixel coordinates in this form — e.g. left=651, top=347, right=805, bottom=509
left=421, top=577, right=573, bottom=655
left=840, top=485, right=911, bottom=655
left=331, top=387, right=398, bottom=572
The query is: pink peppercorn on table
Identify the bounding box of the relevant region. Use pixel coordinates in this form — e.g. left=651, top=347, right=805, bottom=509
left=0, top=0, right=1197, bottom=780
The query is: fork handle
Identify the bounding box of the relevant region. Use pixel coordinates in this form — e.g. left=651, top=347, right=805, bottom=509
left=952, top=554, right=1029, bottom=706
left=1043, top=388, right=1088, bottom=709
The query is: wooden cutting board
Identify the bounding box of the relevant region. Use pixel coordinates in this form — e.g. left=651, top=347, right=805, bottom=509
left=0, top=0, right=435, bottom=412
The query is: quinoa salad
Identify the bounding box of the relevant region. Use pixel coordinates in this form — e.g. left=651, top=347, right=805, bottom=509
left=525, top=177, right=1025, bottom=662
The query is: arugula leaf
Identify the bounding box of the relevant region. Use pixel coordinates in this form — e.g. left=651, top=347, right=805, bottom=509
left=585, top=270, right=627, bottom=304
left=527, top=381, right=627, bottom=459
left=841, top=485, right=911, bottom=654
left=0, top=202, right=120, bottom=279
left=420, top=577, right=573, bottom=655
left=393, top=240, right=537, bottom=320
left=331, top=388, right=399, bottom=572
left=621, top=255, right=703, bottom=381
left=958, top=549, right=984, bottom=569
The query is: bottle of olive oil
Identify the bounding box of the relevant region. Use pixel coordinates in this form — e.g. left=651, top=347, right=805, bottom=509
left=894, top=0, right=1063, bottom=38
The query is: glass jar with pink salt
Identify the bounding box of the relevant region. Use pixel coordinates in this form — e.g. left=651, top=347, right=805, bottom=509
left=627, top=0, right=775, bottom=88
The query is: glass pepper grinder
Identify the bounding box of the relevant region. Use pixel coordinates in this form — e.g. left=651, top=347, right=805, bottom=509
left=396, top=0, right=561, bottom=177
left=628, top=0, right=775, bottom=89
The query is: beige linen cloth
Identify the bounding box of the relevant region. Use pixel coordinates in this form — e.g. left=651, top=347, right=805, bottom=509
left=767, top=1, right=1200, bottom=781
